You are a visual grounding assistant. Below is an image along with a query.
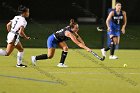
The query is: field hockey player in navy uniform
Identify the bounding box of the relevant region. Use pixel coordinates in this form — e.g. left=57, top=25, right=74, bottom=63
left=31, top=19, right=91, bottom=67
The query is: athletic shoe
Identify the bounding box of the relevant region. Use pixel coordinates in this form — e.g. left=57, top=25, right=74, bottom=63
left=31, top=56, right=37, bottom=66
left=57, top=63, right=68, bottom=68
left=16, top=64, right=27, bottom=68
left=101, top=48, right=106, bottom=57
left=109, top=55, right=118, bottom=59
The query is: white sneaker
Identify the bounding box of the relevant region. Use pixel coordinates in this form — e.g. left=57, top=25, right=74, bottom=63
left=109, top=55, right=118, bottom=59
left=57, top=63, right=68, bottom=68
left=31, top=56, right=37, bottom=65
left=101, top=48, right=106, bottom=57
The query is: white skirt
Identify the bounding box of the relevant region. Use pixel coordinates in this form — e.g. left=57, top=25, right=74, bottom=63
left=7, top=32, right=20, bottom=46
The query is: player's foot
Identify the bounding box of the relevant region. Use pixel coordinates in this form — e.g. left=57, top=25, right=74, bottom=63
left=101, top=48, right=106, bottom=57
left=109, top=55, right=118, bottom=59
left=57, top=63, right=68, bottom=68
left=31, top=56, right=37, bottom=66
left=16, top=64, right=27, bottom=68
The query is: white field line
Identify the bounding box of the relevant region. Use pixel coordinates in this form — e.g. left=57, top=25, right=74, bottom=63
left=48, top=72, right=140, bottom=75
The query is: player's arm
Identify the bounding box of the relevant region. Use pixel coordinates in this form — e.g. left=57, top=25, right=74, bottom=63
left=65, top=31, right=91, bottom=52
left=106, top=11, right=114, bottom=31
left=121, top=11, right=127, bottom=34
left=73, top=32, right=85, bottom=45
left=19, top=26, right=30, bottom=40
left=6, top=21, right=12, bottom=32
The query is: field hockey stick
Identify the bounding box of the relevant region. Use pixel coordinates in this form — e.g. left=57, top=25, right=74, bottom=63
left=20, top=36, right=38, bottom=40
left=90, top=51, right=105, bottom=61
left=30, top=37, right=38, bottom=40
left=97, top=27, right=137, bottom=39
left=97, top=27, right=108, bottom=32
left=97, top=27, right=121, bottom=32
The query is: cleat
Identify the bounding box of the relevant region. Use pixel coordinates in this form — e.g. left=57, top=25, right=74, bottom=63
left=109, top=55, right=118, bottom=59
left=57, top=63, right=68, bottom=68
left=16, top=64, right=27, bottom=68
left=101, top=48, right=106, bottom=57
left=31, top=56, right=37, bottom=66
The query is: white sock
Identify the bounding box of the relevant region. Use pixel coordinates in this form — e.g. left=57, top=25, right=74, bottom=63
left=0, top=49, right=7, bottom=56
left=17, top=52, right=24, bottom=65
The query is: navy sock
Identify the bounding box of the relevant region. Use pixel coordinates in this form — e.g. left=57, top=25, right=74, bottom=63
left=60, top=51, right=68, bottom=64
left=110, top=44, right=115, bottom=55
left=36, top=54, right=48, bottom=60
left=105, top=47, right=110, bottom=51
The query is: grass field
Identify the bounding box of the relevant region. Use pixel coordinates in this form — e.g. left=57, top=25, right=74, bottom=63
left=0, top=48, right=139, bottom=93
left=0, top=23, right=140, bottom=49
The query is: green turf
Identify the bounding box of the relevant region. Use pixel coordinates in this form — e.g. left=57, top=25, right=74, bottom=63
left=0, top=48, right=139, bottom=93
left=0, top=23, right=140, bottom=48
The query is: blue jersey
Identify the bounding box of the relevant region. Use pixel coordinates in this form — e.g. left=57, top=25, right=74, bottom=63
left=108, top=10, right=124, bottom=36
left=111, top=10, right=123, bottom=25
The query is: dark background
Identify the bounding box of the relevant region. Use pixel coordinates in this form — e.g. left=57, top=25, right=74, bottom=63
left=0, top=0, right=140, bottom=49
left=0, top=0, right=140, bottom=23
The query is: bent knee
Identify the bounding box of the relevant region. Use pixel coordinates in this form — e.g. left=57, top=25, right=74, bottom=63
left=5, top=53, right=10, bottom=56
left=63, top=46, right=69, bottom=51
left=18, top=49, right=24, bottom=52
left=48, top=55, right=54, bottom=59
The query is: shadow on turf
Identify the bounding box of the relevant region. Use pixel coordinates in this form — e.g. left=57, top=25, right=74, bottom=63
left=66, top=66, right=140, bottom=69
left=0, top=74, right=60, bottom=84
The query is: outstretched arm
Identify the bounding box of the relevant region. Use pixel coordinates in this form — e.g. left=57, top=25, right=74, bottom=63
left=73, top=32, right=85, bottom=45
left=65, top=31, right=91, bottom=52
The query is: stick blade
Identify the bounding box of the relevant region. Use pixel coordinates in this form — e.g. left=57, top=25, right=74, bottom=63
left=101, top=56, right=105, bottom=61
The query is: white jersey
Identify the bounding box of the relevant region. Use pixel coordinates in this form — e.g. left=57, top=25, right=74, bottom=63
left=7, top=16, right=27, bottom=45
left=10, top=15, right=27, bottom=32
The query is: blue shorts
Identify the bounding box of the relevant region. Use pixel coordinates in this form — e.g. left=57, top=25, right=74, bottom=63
left=47, top=34, right=59, bottom=48
left=108, top=23, right=121, bottom=37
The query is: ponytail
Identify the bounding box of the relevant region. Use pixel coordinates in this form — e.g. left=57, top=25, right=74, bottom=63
left=69, top=19, right=77, bottom=28
left=18, top=5, right=29, bottom=14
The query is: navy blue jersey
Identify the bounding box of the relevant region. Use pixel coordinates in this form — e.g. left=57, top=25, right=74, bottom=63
left=54, top=26, right=73, bottom=42
left=111, top=10, right=123, bottom=25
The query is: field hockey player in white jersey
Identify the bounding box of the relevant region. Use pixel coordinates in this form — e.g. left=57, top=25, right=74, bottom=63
left=0, top=5, right=30, bottom=67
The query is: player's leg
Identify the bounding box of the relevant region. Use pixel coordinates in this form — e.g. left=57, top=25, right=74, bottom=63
left=31, top=34, right=56, bottom=65
left=0, top=43, right=15, bottom=56
left=115, top=36, right=120, bottom=49
left=31, top=48, right=55, bottom=65
left=0, top=32, right=17, bottom=56
left=109, top=35, right=118, bottom=59
left=35, top=48, right=55, bottom=60
left=15, top=42, right=27, bottom=67
left=57, top=41, right=68, bottom=67
left=101, top=32, right=111, bottom=57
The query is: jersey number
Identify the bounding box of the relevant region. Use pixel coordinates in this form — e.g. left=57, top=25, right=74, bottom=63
left=56, top=29, right=63, bottom=33
left=117, top=19, right=120, bottom=24
left=13, top=20, right=18, bottom=29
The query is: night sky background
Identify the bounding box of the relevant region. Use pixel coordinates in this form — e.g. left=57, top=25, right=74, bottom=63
left=0, top=0, right=140, bottom=23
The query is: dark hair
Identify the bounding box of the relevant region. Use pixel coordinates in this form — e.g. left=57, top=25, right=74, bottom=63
left=69, top=19, right=78, bottom=28
left=115, top=2, right=121, bottom=5
left=18, top=5, right=29, bottom=14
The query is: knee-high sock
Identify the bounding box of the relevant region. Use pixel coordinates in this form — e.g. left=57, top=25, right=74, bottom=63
left=60, top=51, right=68, bottom=64
left=17, top=52, right=24, bottom=65
left=36, top=54, right=48, bottom=60
left=110, top=43, right=115, bottom=56
left=0, top=49, right=7, bottom=56
left=105, top=47, right=110, bottom=51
